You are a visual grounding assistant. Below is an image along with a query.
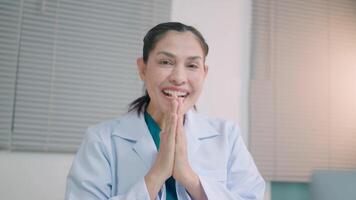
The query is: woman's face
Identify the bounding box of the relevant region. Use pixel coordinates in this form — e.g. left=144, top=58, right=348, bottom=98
left=137, top=31, right=208, bottom=122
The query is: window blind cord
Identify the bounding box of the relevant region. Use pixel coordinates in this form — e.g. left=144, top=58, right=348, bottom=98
left=10, top=0, right=25, bottom=151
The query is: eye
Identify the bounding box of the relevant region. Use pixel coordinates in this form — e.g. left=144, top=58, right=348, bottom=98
left=159, top=59, right=173, bottom=65
left=187, top=63, right=199, bottom=69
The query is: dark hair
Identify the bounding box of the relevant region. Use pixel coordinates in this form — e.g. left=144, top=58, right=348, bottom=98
left=128, top=22, right=209, bottom=115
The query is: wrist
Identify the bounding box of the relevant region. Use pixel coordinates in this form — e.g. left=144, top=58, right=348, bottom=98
left=145, top=169, right=166, bottom=199
left=145, top=168, right=165, bottom=188
left=183, top=170, right=207, bottom=200
left=178, top=168, right=199, bottom=191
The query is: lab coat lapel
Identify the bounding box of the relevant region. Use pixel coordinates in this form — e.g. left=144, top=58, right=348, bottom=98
left=184, top=110, right=219, bottom=160
left=113, top=112, right=157, bottom=169
left=132, top=133, right=157, bottom=169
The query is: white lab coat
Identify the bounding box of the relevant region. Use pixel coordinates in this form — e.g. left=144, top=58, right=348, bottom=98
left=65, top=110, right=265, bottom=200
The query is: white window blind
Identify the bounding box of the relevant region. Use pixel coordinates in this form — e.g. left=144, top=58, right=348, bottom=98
left=0, top=1, right=21, bottom=150
left=250, top=0, right=356, bottom=182
left=0, top=0, right=171, bottom=152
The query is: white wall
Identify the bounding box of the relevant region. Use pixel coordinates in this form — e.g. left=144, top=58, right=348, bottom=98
left=172, top=1, right=271, bottom=200
left=0, top=1, right=260, bottom=200
left=0, top=152, right=73, bottom=200
left=171, top=0, right=251, bottom=141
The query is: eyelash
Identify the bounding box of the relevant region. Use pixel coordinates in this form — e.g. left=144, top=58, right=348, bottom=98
left=187, top=64, right=199, bottom=69
left=158, top=59, right=200, bottom=69
left=159, top=60, right=173, bottom=65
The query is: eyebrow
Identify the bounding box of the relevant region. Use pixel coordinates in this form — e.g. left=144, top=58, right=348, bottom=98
left=156, top=51, right=203, bottom=61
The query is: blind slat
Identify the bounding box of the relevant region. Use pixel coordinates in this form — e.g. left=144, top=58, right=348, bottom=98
left=250, top=0, right=356, bottom=181
left=0, top=0, right=21, bottom=149
left=0, top=0, right=171, bottom=152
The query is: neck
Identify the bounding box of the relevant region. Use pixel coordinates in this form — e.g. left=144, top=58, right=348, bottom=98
left=146, top=103, right=164, bottom=128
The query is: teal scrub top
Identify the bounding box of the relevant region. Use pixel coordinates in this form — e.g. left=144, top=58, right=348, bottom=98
left=144, top=111, right=178, bottom=200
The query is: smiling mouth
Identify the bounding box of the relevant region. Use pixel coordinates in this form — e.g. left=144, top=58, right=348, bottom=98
left=162, top=89, right=189, bottom=98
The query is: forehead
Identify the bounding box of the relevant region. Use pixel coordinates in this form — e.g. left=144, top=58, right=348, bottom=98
left=152, top=31, right=205, bottom=58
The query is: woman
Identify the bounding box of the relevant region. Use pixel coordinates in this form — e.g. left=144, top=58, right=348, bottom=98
left=66, top=22, right=265, bottom=200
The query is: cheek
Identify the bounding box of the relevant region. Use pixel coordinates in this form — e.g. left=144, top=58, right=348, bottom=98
left=144, top=72, right=163, bottom=89
left=189, top=75, right=205, bottom=93
left=147, top=70, right=169, bottom=85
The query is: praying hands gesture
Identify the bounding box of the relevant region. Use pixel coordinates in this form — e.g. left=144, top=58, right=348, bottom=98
left=144, top=97, right=207, bottom=200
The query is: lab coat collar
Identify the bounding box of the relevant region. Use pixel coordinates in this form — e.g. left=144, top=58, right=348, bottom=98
left=113, top=112, right=157, bottom=168
left=184, top=109, right=220, bottom=139
left=184, top=110, right=220, bottom=158
left=112, top=109, right=219, bottom=141
left=112, top=109, right=220, bottom=166
left=113, top=111, right=149, bottom=141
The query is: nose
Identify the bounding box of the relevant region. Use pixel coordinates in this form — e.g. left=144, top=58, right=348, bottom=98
left=168, top=65, right=186, bottom=86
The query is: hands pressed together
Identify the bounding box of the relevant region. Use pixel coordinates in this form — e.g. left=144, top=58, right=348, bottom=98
left=144, top=97, right=207, bottom=200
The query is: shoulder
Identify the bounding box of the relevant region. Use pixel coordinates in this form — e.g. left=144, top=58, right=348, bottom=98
left=84, top=112, right=141, bottom=142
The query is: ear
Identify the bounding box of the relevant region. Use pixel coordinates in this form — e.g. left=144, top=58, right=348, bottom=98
left=136, top=57, right=146, bottom=81
left=203, top=64, right=209, bottom=78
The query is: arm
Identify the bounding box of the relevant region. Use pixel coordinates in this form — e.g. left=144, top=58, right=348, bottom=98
left=173, top=111, right=208, bottom=200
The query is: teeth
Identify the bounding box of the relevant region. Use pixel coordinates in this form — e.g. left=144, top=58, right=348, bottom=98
left=163, top=90, right=188, bottom=97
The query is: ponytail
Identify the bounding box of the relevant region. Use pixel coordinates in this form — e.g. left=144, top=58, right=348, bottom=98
left=128, top=90, right=150, bottom=115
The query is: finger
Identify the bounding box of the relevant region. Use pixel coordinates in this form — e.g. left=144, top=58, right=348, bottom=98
left=167, top=97, right=178, bottom=134
left=171, top=96, right=178, bottom=115
left=176, top=98, right=184, bottom=137
left=176, top=114, right=184, bottom=136
left=167, top=113, right=178, bottom=139
left=165, top=97, right=177, bottom=128
left=162, top=99, right=175, bottom=134
left=162, top=96, right=177, bottom=131
left=161, top=114, right=166, bottom=133
left=160, top=113, right=169, bottom=136
left=177, top=97, right=184, bottom=116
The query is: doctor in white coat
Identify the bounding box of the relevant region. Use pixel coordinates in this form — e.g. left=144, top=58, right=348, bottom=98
left=65, top=22, right=265, bottom=200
